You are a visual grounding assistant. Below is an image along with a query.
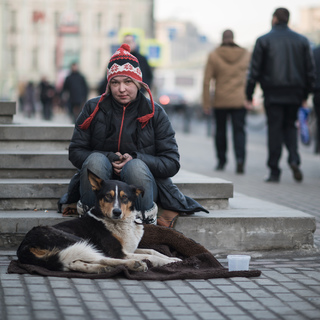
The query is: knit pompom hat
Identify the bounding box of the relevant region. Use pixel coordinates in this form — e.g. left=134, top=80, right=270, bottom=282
left=80, top=43, right=155, bottom=130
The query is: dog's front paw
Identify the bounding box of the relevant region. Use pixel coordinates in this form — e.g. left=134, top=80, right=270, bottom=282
left=130, top=260, right=148, bottom=272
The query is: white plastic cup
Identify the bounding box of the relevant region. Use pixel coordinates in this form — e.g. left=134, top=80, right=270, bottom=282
left=227, top=255, right=251, bottom=271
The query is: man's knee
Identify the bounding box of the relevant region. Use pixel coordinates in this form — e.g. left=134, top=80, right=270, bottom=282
left=81, top=152, right=111, bottom=178
left=121, top=159, right=151, bottom=182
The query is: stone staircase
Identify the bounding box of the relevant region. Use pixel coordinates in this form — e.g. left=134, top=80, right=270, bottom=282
left=0, top=102, right=234, bottom=247
left=0, top=102, right=316, bottom=253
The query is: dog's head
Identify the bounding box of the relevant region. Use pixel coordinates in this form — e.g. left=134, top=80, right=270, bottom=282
left=87, top=169, right=144, bottom=220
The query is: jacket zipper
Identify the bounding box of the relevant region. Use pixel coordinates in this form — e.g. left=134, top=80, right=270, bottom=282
left=118, top=102, right=130, bottom=152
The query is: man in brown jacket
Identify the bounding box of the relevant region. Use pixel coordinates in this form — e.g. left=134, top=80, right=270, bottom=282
left=202, top=30, right=250, bottom=173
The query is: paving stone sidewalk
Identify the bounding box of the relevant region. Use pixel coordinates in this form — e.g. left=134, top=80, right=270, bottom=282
left=1, top=250, right=320, bottom=320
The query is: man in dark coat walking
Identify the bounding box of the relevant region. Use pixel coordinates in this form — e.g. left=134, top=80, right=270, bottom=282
left=62, top=62, right=89, bottom=122
left=246, top=7, right=315, bottom=183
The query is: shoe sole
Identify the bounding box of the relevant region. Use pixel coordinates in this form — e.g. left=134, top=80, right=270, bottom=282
left=264, top=178, right=280, bottom=183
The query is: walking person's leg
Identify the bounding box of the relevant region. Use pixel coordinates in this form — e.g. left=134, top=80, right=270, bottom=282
left=313, top=94, right=320, bottom=154
left=214, top=109, right=228, bottom=170
left=230, top=107, right=247, bottom=173
left=283, top=105, right=303, bottom=181
left=264, top=103, right=284, bottom=181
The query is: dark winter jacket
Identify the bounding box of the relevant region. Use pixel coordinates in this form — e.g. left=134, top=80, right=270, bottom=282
left=62, top=71, right=88, bottom=105
left=246, top=23, right=315, bottom=105
left=61, top=92, right=208, bottom=214
left=131, top=50, right=153, bottom=89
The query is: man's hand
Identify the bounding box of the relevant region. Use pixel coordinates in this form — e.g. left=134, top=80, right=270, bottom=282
left=244, top=100, right=254, bottom=110
left=301, top=100, right=308, bottom=108
left=112, top=153, right=133, bottom=175
left=202, top=108, right=211, bottom=116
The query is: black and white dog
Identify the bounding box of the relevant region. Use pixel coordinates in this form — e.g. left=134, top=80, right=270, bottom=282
left=17, top=169, right=180, bottom=273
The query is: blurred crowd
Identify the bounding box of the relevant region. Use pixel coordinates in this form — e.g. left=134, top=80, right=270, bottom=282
left=17, top=62, right=90, bottom=123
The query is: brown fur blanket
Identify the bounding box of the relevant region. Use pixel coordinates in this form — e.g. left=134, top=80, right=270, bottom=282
left=7, top=225, right=261, bottom=280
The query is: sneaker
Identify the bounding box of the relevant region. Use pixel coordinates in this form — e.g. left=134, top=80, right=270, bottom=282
left=77, top=200, right=90, bottom=216
left=290, top=163, right=303, bottom=182
left=215, top=162, right=225, bottom=171
left=236, top=163, right=244, bottom=174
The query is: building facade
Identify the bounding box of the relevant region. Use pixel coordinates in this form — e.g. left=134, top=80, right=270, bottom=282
left=297, top=6, right=320, bottom=45
left=0, top=0, right=154, bottom=99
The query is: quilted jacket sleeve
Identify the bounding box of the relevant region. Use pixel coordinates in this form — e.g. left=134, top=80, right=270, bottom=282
left=68, top=98, right=109, bottom=169
left=133, top=105, right=180, bottom=179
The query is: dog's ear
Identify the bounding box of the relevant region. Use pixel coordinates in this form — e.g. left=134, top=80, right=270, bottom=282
left=87, top=169, right=103, bottom=191
left=133, top=186, right=144, bottom=198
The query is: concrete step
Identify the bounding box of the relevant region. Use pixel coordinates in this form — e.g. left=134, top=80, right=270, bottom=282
left=0, top=141, right=70, bottom=151
left=0, top=124, right=73, bottom=151
left=0, top=102, right=16, bottom=124
left=0, top=151, right=73, bottom=169
left=0, top=170, right=233, bottom=210
left=176, top=193, right=316, bottom=253
left=0, top=193, right=315, bottom=252
left=0, top=169, right=77, bottom=179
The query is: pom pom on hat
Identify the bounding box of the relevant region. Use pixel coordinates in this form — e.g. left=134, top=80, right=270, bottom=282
left=120, top=43, right=130, bottom=52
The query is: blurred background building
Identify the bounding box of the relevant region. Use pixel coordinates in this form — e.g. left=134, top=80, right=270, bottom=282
left=0, top=0, right=319, bottom=110
left=0, top=0, right=155, bottom=100
left=0, top=0, right=212, bottom=106
left=298, top=6, right=320, bottom=45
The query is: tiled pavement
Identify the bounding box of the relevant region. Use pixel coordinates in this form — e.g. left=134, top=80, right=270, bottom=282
left=1, top=251, right=320, bottom=320
left=1, top=111, right=320, bottom=320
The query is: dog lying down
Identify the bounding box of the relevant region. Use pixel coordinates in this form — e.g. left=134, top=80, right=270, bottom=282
left=17, top=169, right=181, bottom=273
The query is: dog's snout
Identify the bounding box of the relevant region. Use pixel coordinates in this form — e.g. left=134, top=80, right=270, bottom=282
left=112, top=208, right=122, bottom=218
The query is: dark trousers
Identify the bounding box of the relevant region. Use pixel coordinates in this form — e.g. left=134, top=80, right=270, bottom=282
left=313, top=93, right=320, bottom=153
left=213, top=108, right=246, bottom=165
left=264, top=103, right=300, bottom=176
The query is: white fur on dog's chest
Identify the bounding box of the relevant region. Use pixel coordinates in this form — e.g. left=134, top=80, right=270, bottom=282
left=105, top=219, right=144, bottom=253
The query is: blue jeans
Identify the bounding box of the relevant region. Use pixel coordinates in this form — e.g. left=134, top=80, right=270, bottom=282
left=80, top=152, right=157, bottom=211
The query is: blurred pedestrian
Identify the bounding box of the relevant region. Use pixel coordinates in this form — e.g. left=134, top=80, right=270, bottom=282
left=22, top=81, right=36, bottom=118
left=202, top=30, right=250, bottom=174
left=123, top=34, right=153, bottom=89
left=39, top=76, right=55, bottom=120
left=246, top=8, right=315, bottom=183
left=313, top=45, right=320, bottom=154
left=62, top=62, right=88, bottom=122
left=18, top=81, right=26, bottom=113
left=97, top=66, right=108, bottom=96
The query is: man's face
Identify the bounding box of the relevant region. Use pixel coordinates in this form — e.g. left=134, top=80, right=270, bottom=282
left=109, top=76, right=139, bottom=105
left=123, top=35, right=136, bottom=51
